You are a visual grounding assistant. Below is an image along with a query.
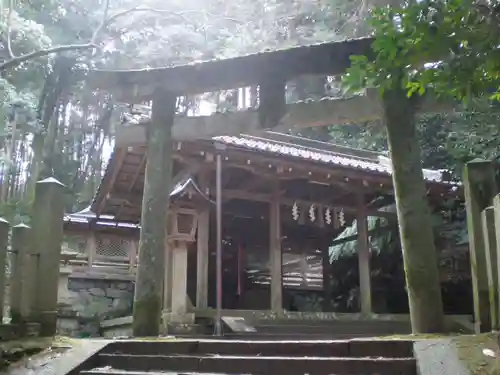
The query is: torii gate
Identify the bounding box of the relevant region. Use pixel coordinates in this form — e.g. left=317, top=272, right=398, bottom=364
left=88, top=36, right=460, bottom=336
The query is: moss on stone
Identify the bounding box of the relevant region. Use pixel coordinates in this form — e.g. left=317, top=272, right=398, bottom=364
left=0, top=336, right=75, bottom=370
left=132, top=296, right=163, bottom=337
left=454, top=333, right=500, bottom=375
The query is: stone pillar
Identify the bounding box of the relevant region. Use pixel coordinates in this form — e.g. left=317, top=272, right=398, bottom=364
left=382, top=87, right=444, bottom=333
left=133, top=89, right=176, bottom=337
left=356, top=196, right=372, bottom=315
left=482, top=207, right=498, bottom=330
left=171, top=242, right=189, bottom=319
left=463, top=159, right=497, bottom=333
left=196, top=208, right=209, bottom=309
left=493, top=194, right=500, bottom=329
left=0, top=218, right=9, bottom=322
left=10, top=223, right=32, bottom=324
left=31, top=177, right=66, bottom=336
left=269, top=182, right=282, bottom=313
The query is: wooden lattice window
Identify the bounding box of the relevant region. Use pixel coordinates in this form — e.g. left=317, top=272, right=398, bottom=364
left=95, top=234, right=130, bottom=259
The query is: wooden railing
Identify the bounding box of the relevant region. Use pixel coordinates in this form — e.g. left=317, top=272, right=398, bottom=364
left=62, top=232, right=139, bottom=275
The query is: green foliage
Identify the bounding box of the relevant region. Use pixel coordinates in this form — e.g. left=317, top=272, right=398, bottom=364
left=343, top=0, right=500, bottom=101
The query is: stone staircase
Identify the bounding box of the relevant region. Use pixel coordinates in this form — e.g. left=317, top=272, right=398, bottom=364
left=79, top=338, right=418, bottom=374
left=192, top=316, right=413, bottom=339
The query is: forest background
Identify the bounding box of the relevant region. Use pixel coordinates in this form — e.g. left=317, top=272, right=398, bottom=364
left=0, top=0, right=499, bottom=225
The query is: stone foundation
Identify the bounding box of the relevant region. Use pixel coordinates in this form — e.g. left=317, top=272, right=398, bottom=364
left=57, top=275, right=134, bottom=336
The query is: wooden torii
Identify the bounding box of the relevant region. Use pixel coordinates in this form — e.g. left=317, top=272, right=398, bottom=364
left=88, top=36, right=457, bottom=336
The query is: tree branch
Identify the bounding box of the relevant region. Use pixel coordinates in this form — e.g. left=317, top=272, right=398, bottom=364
left=6, top=0, right=15, bottom=59
left=0, top=43, right=97, bottom=71
left=0, top=3, right=244, bottom=72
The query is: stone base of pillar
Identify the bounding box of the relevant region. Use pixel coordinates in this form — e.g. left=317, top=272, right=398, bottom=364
left=37, top=310, right=58, bottom=337
left=162, top=311, right=196, bottom=335
left=58, top=267, right=72, bottom=304
left=162, top=311, right=195, bottom=324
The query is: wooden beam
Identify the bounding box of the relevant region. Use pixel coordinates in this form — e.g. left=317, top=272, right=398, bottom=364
left=114, top=160, right=203, bottom=220
left=115, top=91, right=458, bottom=142
left=106, top=188, right=394, bottom=218
left=95, top=148, right=127, bottom=215
left=128, top=154, right=147, bottom=193
left=113, top=153, right=147, bottom=219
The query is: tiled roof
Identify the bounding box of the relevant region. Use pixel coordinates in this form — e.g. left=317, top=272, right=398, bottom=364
left=69, top=177, right=212, bottom=225
left=213, top=132, right=455, bottom=185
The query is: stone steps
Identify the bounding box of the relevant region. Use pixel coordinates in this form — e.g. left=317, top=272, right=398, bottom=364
left=100, top=338, right=415, bottom=357
left=80, top=338, right=418, bottom=375
left=252, top=322, right=411, bottom=335
left=85, top=354, right=417, bottom=374
left=197, top=317, right=412, bottom=338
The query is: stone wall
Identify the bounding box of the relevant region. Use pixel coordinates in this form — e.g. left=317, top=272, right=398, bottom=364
left=58, top=276, right=134, bottom=336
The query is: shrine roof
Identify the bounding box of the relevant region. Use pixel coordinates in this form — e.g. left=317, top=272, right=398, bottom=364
left=66, top=176, right=210, bottom=227
left=212, top=132, right=453, bottom=184
left=91, top=131, right=460, bottom=221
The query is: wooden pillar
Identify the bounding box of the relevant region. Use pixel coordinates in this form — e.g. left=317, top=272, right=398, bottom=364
left=196, top=207, right=209, bottom=309
left=171, top=242, right=188, bottom=316
left=463, top=159, right=497, bottom=333
left=32, top=177, right=66, bottom=337
left=128, top=239, right=138, bottom=273
left=86, top=232, right=97, bottom=270
left=163, top=238, right=172, bottom=312
left=0, top=218, right=9, bottom=322
left=494, top=194, right=500, bottom=329
left=482, top=207, right=498, bottom=330
left=10, top=223, right=32, bottom=324
left=133, top=88, right=176, bottom=337
left=196, top=171, right=210, bottom=309
left=269, top=182, right=282, bottom=313
left=356, top=195, right=372, bottom=315
left=321, top=243, right=332, bottom=312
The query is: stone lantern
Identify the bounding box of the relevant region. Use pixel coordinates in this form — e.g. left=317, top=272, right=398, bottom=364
left=164, top=207, right=199, bottom=326
left=167, top=208, right=198, bottom=242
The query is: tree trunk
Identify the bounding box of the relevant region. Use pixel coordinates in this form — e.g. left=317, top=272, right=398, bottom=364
left=382, top=86, right=445, bottom=333
left=132, top=89, right=176, bottom=337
